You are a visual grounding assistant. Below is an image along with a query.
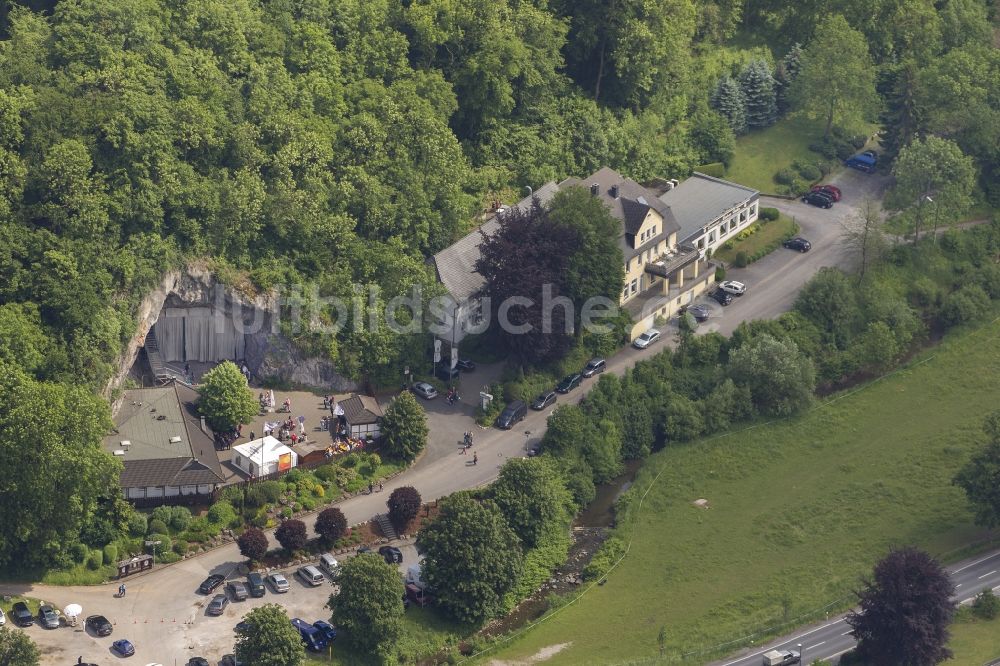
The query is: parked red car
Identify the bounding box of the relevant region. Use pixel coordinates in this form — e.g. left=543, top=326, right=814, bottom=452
left=810, top=184, right=842, bottom=201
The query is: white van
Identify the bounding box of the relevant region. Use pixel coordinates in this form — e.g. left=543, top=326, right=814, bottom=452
left=319, top=554, right=340, bottom=579
left=296, top=565, right=325, bottom=587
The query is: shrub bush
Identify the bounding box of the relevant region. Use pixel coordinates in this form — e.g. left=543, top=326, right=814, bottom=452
left=834, top=140, right=856, bottom=160
left=583, top=536, right=626, bottom=581
left=258, top=481, right=284, bottom=503
left=284, top=469, right=303, bottom=484
left=299, top=497, right=316, bottom=512
left=128, top=512, right=148, bottom=537
left=809, top=140, right=838, bottom=160
left=71, top=542, right=89, bottom=563
left=158, top=551, right=181, bottom=564
left=281, top=506, right=293, bottom=519
left=941, top=284, right=990, bottom=326
left=759, top=207, right=779, bottom=222
left=849, top=134, right=867, bottom=149
left=774, top=168, right=797, bottom=185
left=341, top=453, right=360, bottom=468
left=173, top=540, right=188, bottom=555
left=314, top=464, right=338, bottom=483
left=87, top=550, right=103, bottom=570
left=793, top=161, right=821, bottom=181
left=169, top=506, right=192, bottom=532
left=715, top=266, right=726, bottom=281
left=973, top=589, right=1000, bottom=619
left=733, top=251, right=748, bottom=268
left=208, top=500, right=237, bottom=526
left=103, top=543, right=118, bottom=564
left=147, top=518, right=169, bottom=536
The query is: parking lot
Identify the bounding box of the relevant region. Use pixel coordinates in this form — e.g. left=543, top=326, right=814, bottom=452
left=19, top=542, right=419, bottom=665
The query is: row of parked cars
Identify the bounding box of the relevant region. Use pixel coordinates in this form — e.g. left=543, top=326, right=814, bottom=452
left=1, top=602, right=60, bottom=629
left=495, top=356, right=611, bottom=429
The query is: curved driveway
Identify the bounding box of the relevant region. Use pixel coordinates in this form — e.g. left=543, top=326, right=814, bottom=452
left=6, top=170, right=896, bottom=664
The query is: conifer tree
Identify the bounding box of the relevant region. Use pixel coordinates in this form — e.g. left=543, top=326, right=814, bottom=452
left=739, top=59, right=778, bottom=128
left=774, top=43, right=803, bottom=115
left=711, top=75, right=747, bottom=135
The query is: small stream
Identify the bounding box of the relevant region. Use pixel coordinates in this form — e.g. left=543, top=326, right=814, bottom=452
left=574, top=459, right=642, bottom=528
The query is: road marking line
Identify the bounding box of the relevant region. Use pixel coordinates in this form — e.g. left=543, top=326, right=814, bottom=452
left=978, top=570, right=997, bottom=579
left=716, top=620, right=847, bottom=666
left=842, top=630, right=853, bottom=636
left=953, top=552, right=1000, bottom=574
left=807, top=641, right=826, bottom=650
left=956, top=583, right=962, bottom=587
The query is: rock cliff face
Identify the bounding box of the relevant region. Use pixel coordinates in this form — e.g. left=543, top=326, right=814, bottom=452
left=106, top=264, right=357, bottom=404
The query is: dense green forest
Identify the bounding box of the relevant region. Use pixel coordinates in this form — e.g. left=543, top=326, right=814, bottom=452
left=0, top=0, right=997, bottom=569
left=0, top=0, right=997, bottom=391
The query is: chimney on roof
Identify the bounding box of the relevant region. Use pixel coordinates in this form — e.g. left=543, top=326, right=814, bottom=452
left=590, top=183, right=599, bottom=196
left=610, top=184, right=620, bottom=199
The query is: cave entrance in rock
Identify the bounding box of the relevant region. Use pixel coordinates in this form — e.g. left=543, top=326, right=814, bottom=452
left=134, top=284, right=268, bottom=386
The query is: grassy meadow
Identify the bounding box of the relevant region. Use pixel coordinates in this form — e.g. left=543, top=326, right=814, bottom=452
left=484, top=316, right=1000, bottom=664
left=723, top=116, right=829, bottom=193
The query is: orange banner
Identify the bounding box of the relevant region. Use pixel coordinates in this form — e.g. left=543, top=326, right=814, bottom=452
left=278, top=452, right=292, bottom=471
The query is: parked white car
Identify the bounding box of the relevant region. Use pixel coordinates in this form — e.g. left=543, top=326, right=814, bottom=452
left=266, top=573, right=289, bottom=593
left=632, top=328, right=661, bottom=349
left=718, top=280, right=747, bottom=296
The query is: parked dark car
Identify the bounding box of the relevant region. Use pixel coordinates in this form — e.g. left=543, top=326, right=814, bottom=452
left=10, top=602, right=32, bottom=627
left=207, top=594, right=229, bottom=616
left=783, top=237, right=812, bottom=252
left=227, top=581, right=249, bottom=601
left=582, top=358, right=606, bottom=378
left=85, top=614, right=113, bottom=637
left=710, top=289, right=733, bottom=306
left=246, top=572, right=266, bottom=598
left=221, top=655, right=245, bottom=666
left=313, top=620, right=337, bottom=641
left=801, top=190, right=834, bottom=208
left=186, top=658, right=210, bottom=666
left=687, top=304, right=710, bottom=322
left=845, top=152, right=877, bottom=172
left=111, top=639, right=135, bottom=657
left=531, top=391, right=557, bottom=410
left=379, top=546, right=403, bottom=564
left=435, top=365, right=461, bottom=382
left=556, top=373, right=582, bottom=394
left=37, top=605, right=59, bottom=629
left=456, top=358, right=476, bottom=372
left=810, top=184, right=842, bottom=201
left=496, top=400, right=527, bottom=429
left=198, top=574, right=226, bottom=595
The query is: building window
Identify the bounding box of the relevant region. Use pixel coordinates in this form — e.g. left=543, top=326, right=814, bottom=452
left=708, top=231, right=716, bottom=243
left=750, top=204, right=757, bottom=216
left=630, top=278, right=638, bottom=295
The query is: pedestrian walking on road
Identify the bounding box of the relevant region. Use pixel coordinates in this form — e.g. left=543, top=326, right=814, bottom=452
left=473, top=452, right=478, bottom=466
left=119, top=584, right=125, bottom=598
left=368, top=481, right=374, bottom=495
left=378, top=481, right=383, bottom=492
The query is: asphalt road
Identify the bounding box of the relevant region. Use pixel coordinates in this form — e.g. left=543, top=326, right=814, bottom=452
left=715, top=550, right=1000, bottom=666
left=3, top=168, right=900, bottom=665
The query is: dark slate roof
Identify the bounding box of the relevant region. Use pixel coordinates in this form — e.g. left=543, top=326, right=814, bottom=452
left=106, top=383, right=224, bottom=488
left=120, top=457, right=224, bottom=489
left=562, top=167, right=682, bottom=262
left=430, top=182, right=562, bottom=302
left=341, top=394, right=383, bottom=425
left=657, top=172, right=759, bottom=245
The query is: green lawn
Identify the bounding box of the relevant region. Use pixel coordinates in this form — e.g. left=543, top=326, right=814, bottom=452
left=484, top=316, right=1000, bottom=665
left=713, top=214, right=798, bottom=265
left=724, top=115, right=829, bottom=192
left=950, top=613, right=1000, bottom=663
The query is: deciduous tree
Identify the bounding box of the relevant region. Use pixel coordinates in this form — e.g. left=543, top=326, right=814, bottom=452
left=727, top=333, right=815, bottom=416
left=843, top=198, right=887, bottom=280
left=0, top=626, right=39, bottom=666
left=790, top=14, right=878, bottom=138
left=489, top=458, right=573, bottom=548
left=198, top=361, right=258, bottom=432
left=315, top=507, right=348, bottom=546
left=953, top=411, right=1000, bottom=528
left=847, top=547, right=955, bottom=666
left=0, top=362, right=121, bottom=569
left=237, top=527, right=268, bottom=563
left=380, top=391, right=428, bottom=462
left=889, top=136, right=976, bottom=241
left=274, top=519, right=307, bottom=553
left=234, top=604, right=305, bottom=666
left=417, top=493, right=523, bottom=623
left=386, top=486, right=422, bottom=532
left=328, top=552, right=404, bottom=660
